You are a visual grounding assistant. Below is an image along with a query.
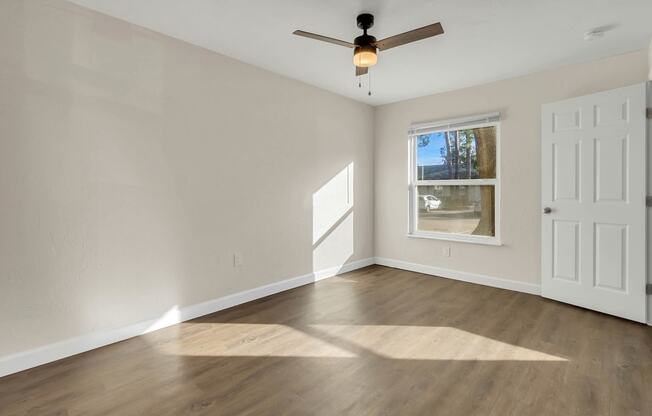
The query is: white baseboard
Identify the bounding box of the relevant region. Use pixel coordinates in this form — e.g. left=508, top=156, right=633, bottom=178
left=374, top=257, right=541, bottom=295
left=0, top=258, right=374, bottom=378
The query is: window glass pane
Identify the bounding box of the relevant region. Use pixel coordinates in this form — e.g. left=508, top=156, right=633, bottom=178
left=417, top=185, right=495, bottom=237
left=416, top=126, right=496, bottom=180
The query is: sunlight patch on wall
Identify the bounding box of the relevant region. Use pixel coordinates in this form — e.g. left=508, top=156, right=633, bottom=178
left=312, top=163, right=354, bottom=272
left=145, top=306, right=181, bottom=333
left=312, top=211, right=354, bottom=273
left=312, top=163, right=353, bottom=245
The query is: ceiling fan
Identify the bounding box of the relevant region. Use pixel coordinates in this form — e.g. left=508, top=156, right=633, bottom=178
left=293, top=13, right=444, bottom=77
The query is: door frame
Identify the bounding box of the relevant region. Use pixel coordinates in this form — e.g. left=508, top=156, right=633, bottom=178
left=647, top=81, right=652, bottom=326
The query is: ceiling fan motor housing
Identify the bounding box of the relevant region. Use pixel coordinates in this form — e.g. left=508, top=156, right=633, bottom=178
left=354, top=34, right=377, bottom=47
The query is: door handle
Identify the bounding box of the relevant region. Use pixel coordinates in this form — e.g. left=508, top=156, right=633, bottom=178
left=543, top=207, right=552, bottom=214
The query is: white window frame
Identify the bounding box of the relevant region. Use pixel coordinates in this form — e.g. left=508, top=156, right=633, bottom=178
left=407, top=114, right=501, bottom=246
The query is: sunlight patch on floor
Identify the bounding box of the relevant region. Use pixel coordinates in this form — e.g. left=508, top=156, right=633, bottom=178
left=310, top=325, right=568, bottom=361
left=155, top=323, right=355, bottom=358
left=156, top=321, right=567, bottom=362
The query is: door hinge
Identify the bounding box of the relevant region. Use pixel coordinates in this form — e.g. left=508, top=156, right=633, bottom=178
left=647, top=108, right=652, bottom=119
left=647, top=196, right=652, bottom=207
left=647, top=284, right=652, bottom=295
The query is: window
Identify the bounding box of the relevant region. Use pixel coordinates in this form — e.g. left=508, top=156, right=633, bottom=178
left=408, top=113, right=500, bottom=245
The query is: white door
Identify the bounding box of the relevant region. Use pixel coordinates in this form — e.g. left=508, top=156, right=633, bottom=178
left=541, top=83, right=647, bottom=323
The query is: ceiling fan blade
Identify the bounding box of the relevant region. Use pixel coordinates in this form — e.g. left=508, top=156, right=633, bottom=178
left=356, top=66, right=368, bottom=76
left=374, top=22, right=444, bottom=51
left=293, top=30, right=355, bottom=48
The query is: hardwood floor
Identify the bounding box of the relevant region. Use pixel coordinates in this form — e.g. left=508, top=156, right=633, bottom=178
left=1, top=265, right=651, bottom=415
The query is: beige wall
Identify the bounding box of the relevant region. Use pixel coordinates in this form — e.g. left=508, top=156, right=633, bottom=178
left=0, top=0, right=374, bottom=357
left=374, top=49, right=649, bottom=286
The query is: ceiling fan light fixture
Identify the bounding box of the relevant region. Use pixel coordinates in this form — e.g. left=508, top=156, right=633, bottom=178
left=353, top=45, right=377, bottom=67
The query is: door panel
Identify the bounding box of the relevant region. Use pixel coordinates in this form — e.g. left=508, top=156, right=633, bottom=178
left=541, top=83, right=647, bottom=323
left=553, top=108, right=582, bottom=132
left=594, top=136, right=627, bottom=202
left=594, top=223, right=627, bottom=292
left=594, top=100, right=629, bottom=127
left=553, top=142, right=580, bottom=201
left=552, top=220, right=580, bottom=282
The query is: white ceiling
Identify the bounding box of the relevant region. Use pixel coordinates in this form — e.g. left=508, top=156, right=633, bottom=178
left=68, top=0, right=652, bottom=106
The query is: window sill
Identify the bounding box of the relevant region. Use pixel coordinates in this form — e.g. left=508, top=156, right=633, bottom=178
left=406, top=232, right=502, bottom=246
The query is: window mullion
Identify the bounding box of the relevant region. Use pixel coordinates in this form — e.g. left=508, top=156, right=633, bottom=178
left=416, top=179, right=496, bottom=186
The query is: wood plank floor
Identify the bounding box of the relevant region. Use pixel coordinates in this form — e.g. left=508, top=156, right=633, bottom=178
left=1, top=265, right=651, bottom=415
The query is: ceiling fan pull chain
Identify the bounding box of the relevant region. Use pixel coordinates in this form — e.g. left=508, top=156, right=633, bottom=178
left=368, top=72, right=372, bottom=96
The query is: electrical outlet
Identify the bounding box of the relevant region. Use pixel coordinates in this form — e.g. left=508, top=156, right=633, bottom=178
left=233, top=252, right=244, bottom=267
left=442, top=246, right=451, bottom=257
